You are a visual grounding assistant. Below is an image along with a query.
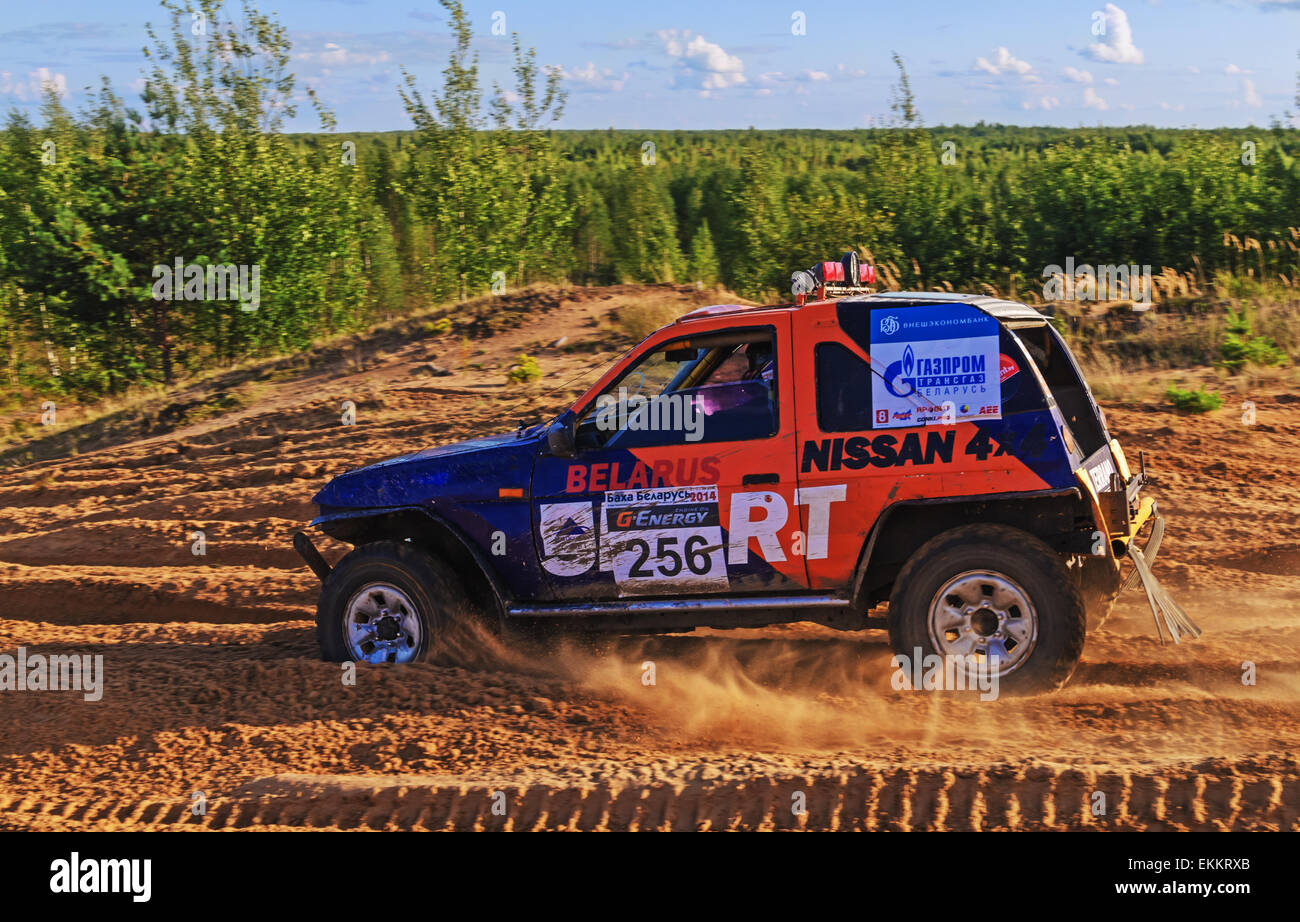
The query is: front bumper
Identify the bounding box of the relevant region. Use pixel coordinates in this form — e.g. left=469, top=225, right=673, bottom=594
left=1115, top=495, right=1157, bottom=556
left=1075, top=437, right=1158, bottom=571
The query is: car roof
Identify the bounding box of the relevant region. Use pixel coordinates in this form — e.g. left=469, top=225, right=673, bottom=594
left=838, top=292, right=1049, bottom=323
left=675, top=291, right=1048, bottom=325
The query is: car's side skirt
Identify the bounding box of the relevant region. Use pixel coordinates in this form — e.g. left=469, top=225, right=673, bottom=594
left=508, top=593, right=849, bottom=618
left=506, top=593, right=855, bottom=633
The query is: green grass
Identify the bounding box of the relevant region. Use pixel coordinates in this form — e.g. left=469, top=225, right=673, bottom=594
left=1165, top=385, right=1224, bottom=414
left=506, top=354, right=542, bottom=385
left=1219, top=306, right=1288, bottom=372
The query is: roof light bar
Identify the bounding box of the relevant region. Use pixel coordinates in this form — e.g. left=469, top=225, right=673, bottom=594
left=791, top=252, right=878, bottom=304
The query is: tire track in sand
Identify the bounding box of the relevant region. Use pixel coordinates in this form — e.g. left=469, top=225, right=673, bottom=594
left=3, top=760, right=1296, bottom=831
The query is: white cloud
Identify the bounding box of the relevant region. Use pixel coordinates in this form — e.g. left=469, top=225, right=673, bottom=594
left=975, top=46, right=1034, bottom=77
left=658, top=29, right=745, bottom=91
left=1225, top=64, right=1254, bottom=75
left=756, top=66, right=862, bottom=93
left=294, top=42, right=390, bottom=66
left=1063, top=66, right=1093, bottom=84
left=1188, top=65, right=1200, bottom=74
left=1243, top=78, right=1262, bottom=107
left=1086, top=4, right=1144, bottom=65
left=562, top=62, right=628, bottom=92
left=1083, top=86, right=1110, bottom=110
left=1023, top=96, right=1061, bottom=110
left=0, top=68, right=68, bottom=100
left=1160, top=101, right=1185, bottom=112
left=1104, top=77, right=1119, bottom=86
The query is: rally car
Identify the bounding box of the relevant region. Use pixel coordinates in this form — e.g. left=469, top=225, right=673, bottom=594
left=294, top=254, right=1196, bottom=694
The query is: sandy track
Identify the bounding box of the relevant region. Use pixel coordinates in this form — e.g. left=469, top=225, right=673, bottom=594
left=5, top=758, right=1298, bottom=831
left=1, top=287, right=1298, bottom=831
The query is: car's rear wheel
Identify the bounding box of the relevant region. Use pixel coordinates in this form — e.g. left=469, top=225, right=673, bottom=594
left=317, top=540, right=464, bottom=663
left=888, top=524, right=1086, bottom=695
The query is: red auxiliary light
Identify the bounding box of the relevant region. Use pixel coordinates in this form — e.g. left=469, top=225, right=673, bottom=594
left=792, top=254, right=876, bottom=303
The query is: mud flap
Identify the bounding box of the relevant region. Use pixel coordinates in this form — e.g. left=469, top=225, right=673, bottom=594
left=1127, top=538, right=1201, bottom=644
left=1121, top=513, right=1163, bottom=592
left=1076, top=466, right=1196, bottom=644
left=293, top=531, right=333, bottom=583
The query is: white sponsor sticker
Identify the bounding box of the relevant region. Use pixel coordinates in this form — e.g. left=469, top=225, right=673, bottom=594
left=601, top=484, right=728, bottom=595
left=538, top=502, right=597, bottom=576
left=1087, top=454, right=1118, bottom=494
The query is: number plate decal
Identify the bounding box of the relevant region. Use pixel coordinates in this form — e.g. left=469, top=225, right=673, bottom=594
left=601, top=485, right=729, bottom=596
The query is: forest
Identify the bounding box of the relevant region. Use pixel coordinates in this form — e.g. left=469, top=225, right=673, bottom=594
left=1, top=0, right=1298, bottom=403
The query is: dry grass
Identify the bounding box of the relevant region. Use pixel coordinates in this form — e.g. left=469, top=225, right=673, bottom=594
left=1084, top=347, right=1299, bottom=411
left=609, top=285, right=742, bottom=342
left=612, top=299, right=684, bottom=341
left=1214, top=361, right=1300, bottom=395
left=1082, top=353, right=1169, bottom=406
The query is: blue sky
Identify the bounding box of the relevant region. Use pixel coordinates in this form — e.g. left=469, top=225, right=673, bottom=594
left=1, top=0, right=1297, bottom=130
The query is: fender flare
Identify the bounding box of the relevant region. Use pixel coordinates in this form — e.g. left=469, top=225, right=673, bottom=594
left=311, top=505, right=511, bottom=617
left=847, top=486, right=1082, bottom=612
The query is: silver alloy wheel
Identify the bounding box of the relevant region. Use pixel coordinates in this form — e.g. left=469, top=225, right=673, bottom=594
left=927, top=569, right=1038, bottom=677
left=343, top=583, right=423, bottom=664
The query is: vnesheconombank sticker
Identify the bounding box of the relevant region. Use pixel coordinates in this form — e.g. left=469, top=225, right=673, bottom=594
left=870, top=303, right=1001, bottom=429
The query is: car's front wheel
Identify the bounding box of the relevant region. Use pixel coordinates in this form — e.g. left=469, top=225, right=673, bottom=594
left=887, top=524, right=1086, bottom=695
left=316, top=540, right=463, bottom=663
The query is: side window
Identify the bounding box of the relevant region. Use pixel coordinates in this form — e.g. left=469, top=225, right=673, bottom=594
left=814, top=342, right=874, bottom=431
left=998, top=327, right=1050, bottom=415
left=575, top=328, right=778, bottom=450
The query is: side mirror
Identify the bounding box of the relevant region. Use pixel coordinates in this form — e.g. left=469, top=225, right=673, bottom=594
left=546, top=410, right=577, bottom=458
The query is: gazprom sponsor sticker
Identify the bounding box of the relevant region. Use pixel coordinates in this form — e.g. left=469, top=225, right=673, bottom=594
left=870, top=304, right=1001, bottom=429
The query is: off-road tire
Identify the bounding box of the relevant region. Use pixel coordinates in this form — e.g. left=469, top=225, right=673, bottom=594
left=888, top=524, right=1087, bottom=695
left=317, top=539, right=465, bottom=663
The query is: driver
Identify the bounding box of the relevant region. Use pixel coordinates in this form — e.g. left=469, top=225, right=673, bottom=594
left=742, top=342, right=775, bottom=385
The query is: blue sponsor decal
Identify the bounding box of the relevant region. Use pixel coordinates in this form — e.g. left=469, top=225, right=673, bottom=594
left=870, top=304, right=1002, bottom=427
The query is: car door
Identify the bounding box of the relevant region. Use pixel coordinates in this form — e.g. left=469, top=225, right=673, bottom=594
left=531, top=316, right=807, bottom=600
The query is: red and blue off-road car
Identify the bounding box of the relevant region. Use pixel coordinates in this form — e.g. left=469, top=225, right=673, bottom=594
left=294, top=255, right=1194, bottom=693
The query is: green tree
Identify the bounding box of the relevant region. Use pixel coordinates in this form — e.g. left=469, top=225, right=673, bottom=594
left=728, top=144, right=787, bottom=296
left=401, top=2, right=571, bottom=299
left=688, top=219, right=720, bottom=286
left=607, top=165, right=682, bottom=283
